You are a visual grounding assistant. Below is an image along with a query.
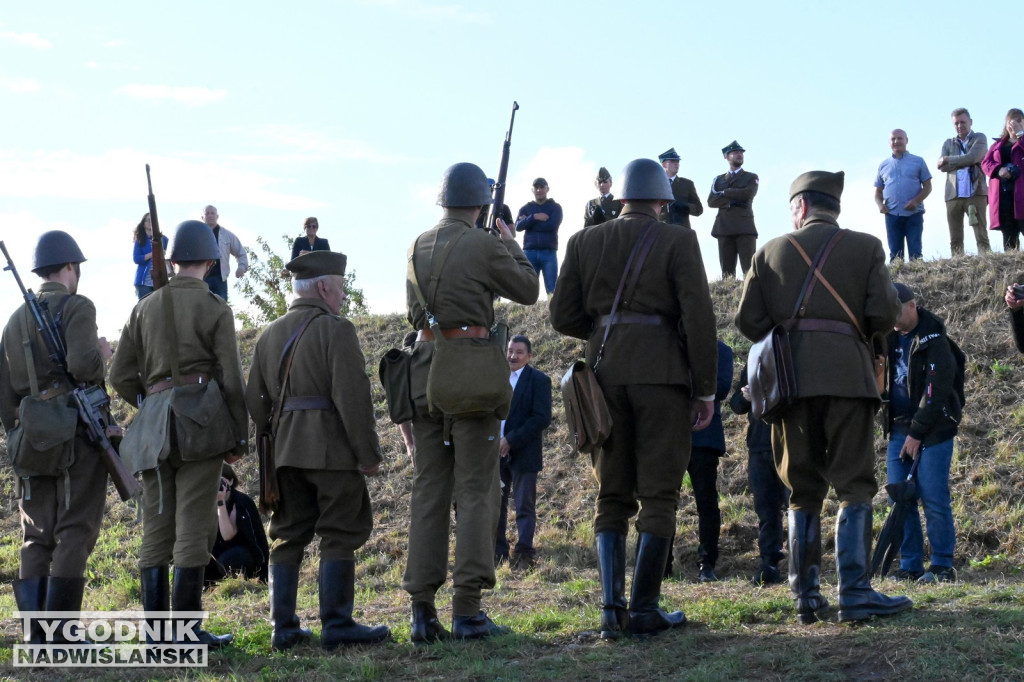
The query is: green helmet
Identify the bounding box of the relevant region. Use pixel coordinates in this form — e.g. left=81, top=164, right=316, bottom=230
left=168, top=220, right=220, bottom=261
left=619, top=158, right=674, bottom=201
left=437, top=162, right=492, bottom=208
left=32, top=230, right=86, bottom=273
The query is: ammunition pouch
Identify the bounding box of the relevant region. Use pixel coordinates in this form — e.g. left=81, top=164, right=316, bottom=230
left=426, top=322, right=512, bottom=419
left=170, top=378, right=236, bottom=461
left=7, top=393, right=78, bottom=478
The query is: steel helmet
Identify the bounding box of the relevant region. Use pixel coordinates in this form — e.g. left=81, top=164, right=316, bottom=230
left=168, top=220, right=220, bottom=261
left=32, top=230, right=86, bottom=273
left=619, top=158, right=674, bottom=201
left=437, top=162, right=492, bottom=208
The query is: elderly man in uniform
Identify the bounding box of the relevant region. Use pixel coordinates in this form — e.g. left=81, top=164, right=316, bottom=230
left=583, top=167, right=620, bottom=227
left=551, top=158, right=718, bottom=638
left=403, top=162, right=539, bottom=642
left=736, top=170, right=912, bottom=624
left=246, top=250, right=389, bottom=651
left=110, top=220, right=248, bottom=647
left=1, top=231, right=112, bottom=644
left=657, top=147, right=703, bottom=228
left=708, top=140, right=759, bottom=278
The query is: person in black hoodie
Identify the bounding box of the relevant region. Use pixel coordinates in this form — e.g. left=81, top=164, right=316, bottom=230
left=206, top=464, right=269, bottom=584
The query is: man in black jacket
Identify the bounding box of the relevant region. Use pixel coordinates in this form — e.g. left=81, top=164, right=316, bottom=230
left=882, top=283, right=960, bottom=583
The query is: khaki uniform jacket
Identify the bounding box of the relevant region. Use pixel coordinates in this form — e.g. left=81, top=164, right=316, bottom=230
left=939, top=131, right=988, bottom=201
left=0, top=282, right=105, bottom=429
left=584, top=194, right=621, bottom=227
left=109, top=276, right=247, bottom=453
left=660, top=176, right=704, bottom=229
left=708, top=169, right=759, bottom=237
left=735, top=217, right=899, bottom=399
left=245, top=297, right=382, bottom=471
left=549, top=203, right=718, bottom=394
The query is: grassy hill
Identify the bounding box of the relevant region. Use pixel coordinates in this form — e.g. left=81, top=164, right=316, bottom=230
left=1, top=252, right=1023, bottom=680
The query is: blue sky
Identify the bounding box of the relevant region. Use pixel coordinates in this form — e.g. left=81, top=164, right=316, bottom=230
left=0, top=1, right=1016, bottom=337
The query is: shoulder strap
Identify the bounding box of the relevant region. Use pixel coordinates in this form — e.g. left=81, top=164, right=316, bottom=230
left=160, top=288, right=182, bottom=383
left=786, top=229, right=864, bottom=338
left=408, top=228, right=469, bottom=326
left=270, top=310, right=326, bottom=434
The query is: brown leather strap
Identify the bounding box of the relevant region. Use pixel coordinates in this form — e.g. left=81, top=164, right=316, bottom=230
left=595, top=312, right=671, bottom=327
left=416, top=325, right=490, bottom=341
left=36, top=384, right=69, bottom=401
left=146, top=372, right=210, bottom=396
left=786, top=318, right=860, bottom=338
left=270, top=311, right=326, bottom=435
left=282, top=396, right=333, bottom=411
left=786, top=231, right=864, bottom=338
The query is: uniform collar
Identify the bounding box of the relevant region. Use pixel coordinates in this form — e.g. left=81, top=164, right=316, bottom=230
left=38, top=281, right=70, bottom=294
left=620, top=203, right=660, bottom=219
left=289, top=297, right=335, bottom=314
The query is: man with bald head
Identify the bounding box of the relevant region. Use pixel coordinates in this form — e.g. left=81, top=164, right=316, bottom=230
left=201, top=205, right=248, bottom=301
left=874, top=130, right=933, bottom=262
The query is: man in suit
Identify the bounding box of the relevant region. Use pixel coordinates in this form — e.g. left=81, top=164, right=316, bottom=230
left=937, top=108, right=989, bottom=255
left=551, top=158, right=718, bottom=638
left=736, top=169, right=912, bottom=625
left=708, top=141, right=759, bottom=278
left=583, top=167, right=620, bottom=227
left=495, top=334, right=552, bottom=570
left=658, top=147, right=703, bottom=229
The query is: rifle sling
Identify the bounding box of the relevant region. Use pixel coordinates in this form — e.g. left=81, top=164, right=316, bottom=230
left=785, top=230, right=864, bottom=339
left=270, top=310, right=326, bottom=436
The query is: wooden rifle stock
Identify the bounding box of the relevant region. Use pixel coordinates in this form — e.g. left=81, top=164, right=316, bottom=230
left=485, top=101, right=519, bottom=235
left=146, top=164, right=169, bottom=289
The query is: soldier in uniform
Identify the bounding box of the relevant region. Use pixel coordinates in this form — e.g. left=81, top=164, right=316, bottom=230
left=1, top=231, right=111, bottom=643
left=736, top=170, right=912, bottom=624
left=245, top=250, right=389, bottom=651
left=110, top=220, right=247, bottom=647
left=550, top=158, right=718, bottom=638
left=657, top=147, right=703, bottom=228
left=403, top=162, right=538, bottom=642
left=583, top=167, right=620, bottom=227
left=708, top=140, right=759, bottom=278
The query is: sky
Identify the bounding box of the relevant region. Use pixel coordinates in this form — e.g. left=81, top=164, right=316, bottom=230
left=0, top=0, right=1019, bottom=338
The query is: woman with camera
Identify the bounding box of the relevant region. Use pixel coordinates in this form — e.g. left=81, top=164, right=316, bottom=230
left=982, top=109, right=1024, bottom=250
left=206, top=464, right=269, bottom=583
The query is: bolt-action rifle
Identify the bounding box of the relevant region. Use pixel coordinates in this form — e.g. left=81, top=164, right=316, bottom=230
left=483, top=101, right=519, bottom=236
left=145, top=164, right=169, bottom=290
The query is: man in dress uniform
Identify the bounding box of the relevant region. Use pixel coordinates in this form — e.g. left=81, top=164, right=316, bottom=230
left=403, top=162, right=538, bottom=642
left=110, top=220, right=247, bottom=647
left=583, top=167, right=620, bottom=227
left=736, top=170, right=912, bottom=624
left=658, top=147, right=703, bottom=229
left=246, top=250, right=388, bottom=651
left=708, top=140, right=759, bottom=278
left=1, top=231, right=112, bottom=644
left=550, top=158, right=718, bottom=638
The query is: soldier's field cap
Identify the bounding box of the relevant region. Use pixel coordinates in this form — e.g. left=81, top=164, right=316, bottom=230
left=893, top=282, right=915, bottom=303
left=658, top=148, right=681, bottom=162
left=532, top=177, right=548, bottom=187
left=286, top=250, right=347, bottom=279
left=722, top=140, right=745, bottom=156
left=789, top=170, right=845, bottom=202
left=596, top=167, right=611, bottom=182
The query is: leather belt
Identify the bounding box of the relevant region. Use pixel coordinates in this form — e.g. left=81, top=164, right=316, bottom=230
left=36, top=385, right=69, bottom=401
left=146, top=373, right=210, bottom=396
left=417, top=325, right=489, bottom=341
left=786, top=319, right=860, bottom=339
left=282, top=396, right=333, bottom=411
left=596, top=312, right=672, bottom=328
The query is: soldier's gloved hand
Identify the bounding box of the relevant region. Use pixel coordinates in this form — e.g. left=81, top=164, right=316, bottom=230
left=670, top=201, right=690, bottom=218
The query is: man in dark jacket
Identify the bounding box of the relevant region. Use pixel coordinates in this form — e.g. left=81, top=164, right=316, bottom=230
left=516, top=177, right=563, bottom=294
left=882, top=283, right=960, bottom=584
left=495, top=335, right=552, bottom=570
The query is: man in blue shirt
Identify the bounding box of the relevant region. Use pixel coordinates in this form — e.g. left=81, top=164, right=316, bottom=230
left=874, top=130, right=933, bottom=262
left=516, top=178, right=563, bottom=295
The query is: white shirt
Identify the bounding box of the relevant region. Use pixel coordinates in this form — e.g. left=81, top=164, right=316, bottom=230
left=500, top=367, right=526, bottom=437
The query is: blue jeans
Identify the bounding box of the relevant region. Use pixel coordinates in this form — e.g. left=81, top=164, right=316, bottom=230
left=205, top=274, right=228, bottom=301
left=524, top=249, right=558, bottom=294
left=496, top=464, right=538, bottom=557
left=884, top=212, right=924, bottom=262
left=886, top=431, right=955, bottom=571
left=135, top=285, right=153, bottom=299
left=748, top=447, right=789, bottom=564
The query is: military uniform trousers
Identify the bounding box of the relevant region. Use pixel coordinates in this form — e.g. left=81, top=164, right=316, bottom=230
left=717, top=235, right=757, bottom=278
left=139, top=452, right=223, bottom=568
left=770, top=397, right=878, bottom=512
left=19, top=436, right=108, bottom=578
left=592, top=384, right=691, bottom=538
left=401, top=412, right=501, bottom=618
left=269, top=466, right=373, bottom=565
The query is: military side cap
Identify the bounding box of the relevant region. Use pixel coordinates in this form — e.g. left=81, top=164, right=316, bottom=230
left=532, top=177, right=548, bottom=187
left=789, top=170, right=845, bottom=202
left=658, top=147, right=680, bottom=162
left=286, top=250, right=347, bottom=279
left=596, top=167, right=611, bottom=182
left=722, top=140, right=745, bottom=156
left=893, top=282, right=915, bottom=303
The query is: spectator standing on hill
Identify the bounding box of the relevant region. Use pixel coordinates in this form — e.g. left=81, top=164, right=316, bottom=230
left=937, top=108, right=989, bottom=255
left=874, top=129, right=933, bottom=262
left=201, top=205, right=248, bottom=302
left=737, top=170, right=911, bottom=624
left=982, top=109, right=1024, bottom=251
left=133, top=212, right=169, bottom=299
left=290, top=216, right=331, bottom=260
left=880, top=283, right=960, bottom=584
left=551, top=158, right=718, bottom=638
left=708, top=141, right=759, bottom=278
left=657, top=147, right=703, bottom=229
left=583, top=167, right=620, bottom=227
left=516, top=177, right=563, bottom=294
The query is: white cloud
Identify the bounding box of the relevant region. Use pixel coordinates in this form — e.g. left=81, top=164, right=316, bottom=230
left=363, top=0, right=491, bottom=24
left=0, top=31, right=51, bottom=49
left=225, top=124, right=397, bottom=163
left=0, top=77, right=41, bottom=93
left=114, top=84, right=226, bottom=106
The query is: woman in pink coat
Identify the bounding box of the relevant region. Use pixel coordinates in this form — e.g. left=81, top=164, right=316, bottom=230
left=982, top=108, right=1024, bottom=250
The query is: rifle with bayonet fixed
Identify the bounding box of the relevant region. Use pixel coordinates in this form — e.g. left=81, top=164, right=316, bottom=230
left=0, top=241, right=142, bottom=502
left=146, top=164, right=169, bottom=290
left=483, top=101, right=519, bottom=236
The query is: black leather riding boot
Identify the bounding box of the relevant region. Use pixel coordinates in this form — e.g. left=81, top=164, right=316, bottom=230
left=13, top=576, right=47, bottom=644
left=44, top=577, right=86, bottom=644
left=319, top=559, right=389, bottom=649
left=410, top=601, right=449, bottom=645
left=627, top=533, right=686, bottom=635
left=836, top=503, right=913, bottom=623
left=596, top=531, right=628, bottom=639
left=140, top=566, right=170, bottom=644
left=270, top=563, right=312, bottom=651
left=171, top=565, right=234, bottom=648
left=788, top=510, right=829, bottom=624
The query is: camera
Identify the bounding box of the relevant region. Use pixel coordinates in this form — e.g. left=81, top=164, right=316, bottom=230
left=1013, top=284, right=1024, bottom=301
left=219, top=480, right=228, bottom=492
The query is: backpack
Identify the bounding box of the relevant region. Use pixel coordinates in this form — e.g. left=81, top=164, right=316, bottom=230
left=948, top=337, right=967, bottom=408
